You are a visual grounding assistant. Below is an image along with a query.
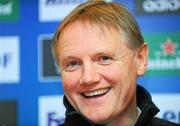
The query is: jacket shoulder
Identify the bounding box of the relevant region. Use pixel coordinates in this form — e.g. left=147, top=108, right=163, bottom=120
left=150, top=117, right=180, bottom=126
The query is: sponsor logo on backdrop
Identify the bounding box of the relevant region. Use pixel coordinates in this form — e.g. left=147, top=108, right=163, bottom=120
left=38, top=34, right=60, bottom=82
left=39, top=0, right=112, bottom=22
left=0, top=0, right=19, bottom=21
left=38, top=95, right=65, bottom=126
left=0, top=36, right=20, bottom=83
left=152, top=94, right=180, bottom=124
left=135, top=0, right=180, bottom=15
left=0, top=101, right=17, bottom=126
left=39, top=0, right=85, bottom=22
left=144, top=33, right=180, bottom=75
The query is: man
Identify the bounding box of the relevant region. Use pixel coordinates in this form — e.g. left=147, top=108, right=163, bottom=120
left=52, top=0, right=179, bottom=126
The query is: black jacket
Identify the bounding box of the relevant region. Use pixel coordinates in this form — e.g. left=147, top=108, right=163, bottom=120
left=60, top=85, right=179, bottom=126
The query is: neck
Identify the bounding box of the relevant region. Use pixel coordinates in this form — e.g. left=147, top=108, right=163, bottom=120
left=105, top=97, right=139, bottom=126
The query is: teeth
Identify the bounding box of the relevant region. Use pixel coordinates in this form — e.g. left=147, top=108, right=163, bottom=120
left=83, top=88, right=110, bottom=97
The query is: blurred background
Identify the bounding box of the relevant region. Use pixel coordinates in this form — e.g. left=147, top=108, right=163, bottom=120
left=0, top=0, right=180, bottom=125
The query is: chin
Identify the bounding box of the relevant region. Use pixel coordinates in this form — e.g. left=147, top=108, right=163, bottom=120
left=85, top=112, right=111, bottom=125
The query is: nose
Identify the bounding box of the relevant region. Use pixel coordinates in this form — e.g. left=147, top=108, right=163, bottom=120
left=80, top=62, right=101, bottom=85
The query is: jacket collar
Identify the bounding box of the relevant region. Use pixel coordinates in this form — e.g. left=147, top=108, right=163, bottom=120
left=63, top=85, right=159, bottom=126
left=135, top=85, right=159, bottom=126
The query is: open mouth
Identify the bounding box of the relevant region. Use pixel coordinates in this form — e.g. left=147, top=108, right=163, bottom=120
left=82, top=88, right=111, bottom=98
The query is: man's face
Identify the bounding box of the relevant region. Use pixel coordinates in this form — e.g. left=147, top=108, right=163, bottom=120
left=58, top=21, right=140, bottom=124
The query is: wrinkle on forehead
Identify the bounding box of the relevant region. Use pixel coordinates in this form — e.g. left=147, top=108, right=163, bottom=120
left=59, top=19, right=124, bottom=42
left=57, top=20, right=131, bottom=63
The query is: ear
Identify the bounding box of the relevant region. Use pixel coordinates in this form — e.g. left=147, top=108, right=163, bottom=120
left=136, top=43, right=148, bottom=76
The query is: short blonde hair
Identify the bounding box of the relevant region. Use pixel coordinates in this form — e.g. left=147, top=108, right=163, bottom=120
left=52, top=0, right=144, bottom=64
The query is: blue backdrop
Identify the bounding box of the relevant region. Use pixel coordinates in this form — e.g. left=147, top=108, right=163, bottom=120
left=0, top=0, right=180, bottom=125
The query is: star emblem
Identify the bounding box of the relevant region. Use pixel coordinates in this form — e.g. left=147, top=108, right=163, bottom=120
left=161, top=38, right=177, bottom=55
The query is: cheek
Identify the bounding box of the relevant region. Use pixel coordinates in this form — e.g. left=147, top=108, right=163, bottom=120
left=100, top=64, right=124, bottom=84
left=61, top=71, right=81, bottom=91
left=100, top=63, right=135, bottom=93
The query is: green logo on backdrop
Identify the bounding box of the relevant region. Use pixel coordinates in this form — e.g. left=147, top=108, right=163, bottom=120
left=0, top=0, right=19, bottom=21
left=144, top=33, right=180, bottom=76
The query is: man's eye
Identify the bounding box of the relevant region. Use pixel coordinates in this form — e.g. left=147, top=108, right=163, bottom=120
left=65, top=61, right=81, bottom=71
left=97, top=56, right=113, bottom=65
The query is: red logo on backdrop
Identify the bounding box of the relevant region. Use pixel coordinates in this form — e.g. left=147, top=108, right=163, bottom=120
left=161, top=38, right=177, bottom=55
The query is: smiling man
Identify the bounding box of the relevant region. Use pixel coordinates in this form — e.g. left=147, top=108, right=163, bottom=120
left=52, top=0, right=179, bottom=126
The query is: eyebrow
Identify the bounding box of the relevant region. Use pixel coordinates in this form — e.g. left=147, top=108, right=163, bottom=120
left=60, top=55, right=78, bottom=67
left=61, top=55, right=78, bottom=61
left=62, top=50, right=114, bottom=59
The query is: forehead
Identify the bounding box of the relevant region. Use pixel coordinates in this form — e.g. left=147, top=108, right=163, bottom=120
left=57, top=21, right=130, bottom=57
left=61, top=21, right=113, bottom=39
left=59, top=20, right=126, bottom=44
